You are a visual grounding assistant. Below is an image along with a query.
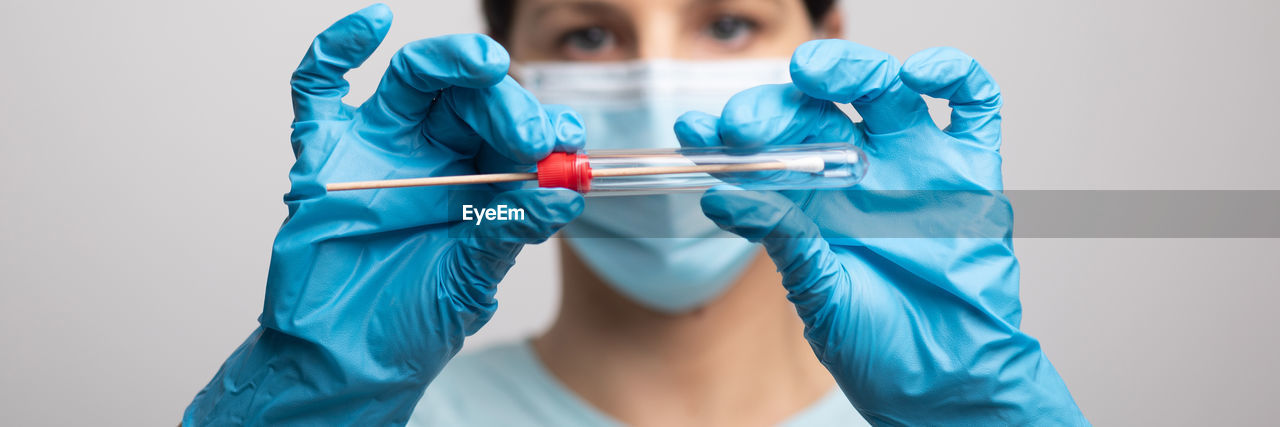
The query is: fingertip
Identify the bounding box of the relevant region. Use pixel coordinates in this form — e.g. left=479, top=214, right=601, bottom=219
left=526, top=188, right=585, bottom=225
left=790, top=39, right=898, bottom=104
left=700, top=197, right=730, bottom=226
left=293, top=4, right=393, bottom=121
left=491, top=77, right=556, bottom=162
left=563, top=191, right=586, bottom=218
left=699, top=187, right=791, bottom=241
left=440, top=33, right=511, bottom=88
left=717, top=84, right=806, bottom=148
left=900, top=47, right=971, bottom=96
left=699, top=185, right=748, bottom=224
left=546, top=105, right=586, bottom=153
left=355, top=3, right=393, bottom=34
left=674, top=111, right=720, bottom=148
left=544, top=187, right=586, bottom=211
left=324, top=4, right=394, bottom=57
left=702, top=184, right=745, bottom=201
left=789, top=39, right=847, bottom=101
left=789, top=39, right=839, bottom=72
left=515, top=110, right=556, bottom=161
left=716, top=87, right=762, bottom=148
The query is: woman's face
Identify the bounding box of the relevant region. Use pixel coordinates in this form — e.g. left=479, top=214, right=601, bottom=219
left=505, top=0, right=838, bottom=61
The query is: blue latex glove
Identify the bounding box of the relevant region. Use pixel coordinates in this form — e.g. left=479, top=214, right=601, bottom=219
left=184, top=5, right=585, bottom=425
left=676, top=40, right=1087, bottom=424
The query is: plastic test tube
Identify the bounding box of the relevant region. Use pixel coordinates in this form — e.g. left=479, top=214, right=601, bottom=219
left=324, top=142, right=868, bottom=195
left=535, top=142, right=868, bottom=196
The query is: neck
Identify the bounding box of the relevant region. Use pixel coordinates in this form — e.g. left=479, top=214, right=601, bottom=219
left=533, top=241, right=835, bottom=427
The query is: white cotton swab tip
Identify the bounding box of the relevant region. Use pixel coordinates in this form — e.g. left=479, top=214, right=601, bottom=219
left=781, top=156, right=826, bottom=173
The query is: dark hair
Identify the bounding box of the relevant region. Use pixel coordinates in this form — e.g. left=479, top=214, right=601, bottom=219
left=482, top=0, right=837, bottom=43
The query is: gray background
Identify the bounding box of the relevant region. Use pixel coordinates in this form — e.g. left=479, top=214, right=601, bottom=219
left=1, top=0, right=1277, bottom=425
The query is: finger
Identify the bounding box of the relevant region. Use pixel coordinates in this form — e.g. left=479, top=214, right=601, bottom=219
left=355, top=33, right=509, bottom=142
left=471, top=103, right=584, bottom=191
left=439, top=76, right=556, bottom=164
left=446, top=189, right=584, bottom=331
left=673, top=92, right=854, bottom=190
left=716, top=84, right=857, bottom=148
left=408, top=74, right=557, bottom=182
left=901, top=47, right=1002, bottom=148
left=674, top=110, right=723, bottom=148
left=543, top=104, right=587, bottom=153
left=291, top=3, right=393, bottom=122
left=790, top=39, right=931, bottom=134
left=674, top=86, right=855, bottom=149
left=408, top=77, right=563, bottom=190
left=699, top=187, right=852, bottom=322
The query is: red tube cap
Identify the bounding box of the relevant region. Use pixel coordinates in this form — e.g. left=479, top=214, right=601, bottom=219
left=536, top=152, right=592, bottom=193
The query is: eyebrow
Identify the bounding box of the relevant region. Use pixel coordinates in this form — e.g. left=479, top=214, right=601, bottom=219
left=529, top=1, right=625, bottom=21
left=529, top=0, right=786, bottom=22
left=684, top=0, right=786, bottom=12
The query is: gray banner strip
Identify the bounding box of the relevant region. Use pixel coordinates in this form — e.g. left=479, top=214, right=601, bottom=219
left=1007, top=190, right=1280, bottom=238
left=446, top=190, right=1280, bottom=238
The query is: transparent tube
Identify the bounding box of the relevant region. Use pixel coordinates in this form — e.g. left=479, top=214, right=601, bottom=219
left=582, top=142, right=867, bottom=197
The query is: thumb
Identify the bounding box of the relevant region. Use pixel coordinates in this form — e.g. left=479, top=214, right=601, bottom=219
left=445, top=188, right=583, bottom=333
left=700, top=187, right=852, bottom=325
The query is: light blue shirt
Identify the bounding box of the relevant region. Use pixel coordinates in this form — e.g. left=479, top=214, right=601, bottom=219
left=408, top=339, right=869, bottom=426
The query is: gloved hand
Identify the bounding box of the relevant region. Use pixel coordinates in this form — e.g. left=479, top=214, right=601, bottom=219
left=184, top=5, right=584, bottom=425
left=675, top=40, right=1087, bottom=424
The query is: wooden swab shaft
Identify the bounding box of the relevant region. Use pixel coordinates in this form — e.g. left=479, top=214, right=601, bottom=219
left=325, top=172, right=537, bottom=191
left=324, top=160, right=793, bottom=191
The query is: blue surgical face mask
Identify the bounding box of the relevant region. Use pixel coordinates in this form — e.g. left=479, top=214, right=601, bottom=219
left=516, top=59, right=791, bottom=313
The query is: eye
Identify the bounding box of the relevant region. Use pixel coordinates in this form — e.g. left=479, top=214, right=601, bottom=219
left=706, top=15, right=757, bottom=44
left=561, top=26, right=615, bottom=54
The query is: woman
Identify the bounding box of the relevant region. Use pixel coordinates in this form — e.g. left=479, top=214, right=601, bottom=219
left=184, top=0, right=1086, bottom=425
